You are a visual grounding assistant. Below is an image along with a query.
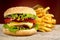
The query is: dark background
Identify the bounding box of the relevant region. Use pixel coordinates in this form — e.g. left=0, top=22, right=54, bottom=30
left=0, top=0, right=60, bottom=24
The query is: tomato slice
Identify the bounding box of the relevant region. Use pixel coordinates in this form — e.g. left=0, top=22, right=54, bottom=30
left=4, top=18, right=36, bottom=24
left=4, top=18, right=12, bottom=23
left=28, top=19, right=36, bottom=24
left=24, top=18, right=36, bottom=24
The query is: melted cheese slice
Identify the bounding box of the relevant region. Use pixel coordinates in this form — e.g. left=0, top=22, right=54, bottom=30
left=7, top=22, right=33, bottom=28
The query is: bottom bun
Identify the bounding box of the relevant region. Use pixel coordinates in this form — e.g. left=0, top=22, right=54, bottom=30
left=3, top=28, right=37, bottom=36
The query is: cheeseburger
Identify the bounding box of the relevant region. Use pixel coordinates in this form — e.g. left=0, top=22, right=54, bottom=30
left=3, top=7, right=38, bottom=36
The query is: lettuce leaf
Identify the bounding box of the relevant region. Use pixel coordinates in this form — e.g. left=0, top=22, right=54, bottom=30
left=8, top=13, right=38, bottom=20
left=3, top=23, right=39, bottom=33
left=34, top=24, right=39, bottom=30
left=11, top=14, right=18, bottom=19
left=3, top=24, right=9, bottom=28
left=22, top=14, right=38, bottom=19
left=9, top=26, right=19, bottom=33
left=3, top=24, right=19, bottom=33
left=3, top=24, right=29, bottom=33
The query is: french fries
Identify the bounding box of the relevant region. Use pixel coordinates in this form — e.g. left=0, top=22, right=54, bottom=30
left=34, top=5, right=56, bottom=32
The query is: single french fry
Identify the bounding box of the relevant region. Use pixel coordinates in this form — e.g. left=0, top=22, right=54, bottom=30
left=44, top=23, right=54, bottom=28
left=41, top=27, right=52, bottom=32
left=38, top=28, right=46, bottom=32
left=43, top=7, right=50, bottom=14
left=43, top=7, right=50, bottom=12
left=33, top=4, right=43, bottom=9
left=51, top=19, right=56, bottom=24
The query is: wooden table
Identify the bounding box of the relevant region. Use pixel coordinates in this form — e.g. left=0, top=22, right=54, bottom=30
left=0, top=24, right=60, bottom=40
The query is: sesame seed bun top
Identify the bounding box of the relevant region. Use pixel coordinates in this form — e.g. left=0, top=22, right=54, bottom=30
left=4, top=7, right=36, bottom=17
